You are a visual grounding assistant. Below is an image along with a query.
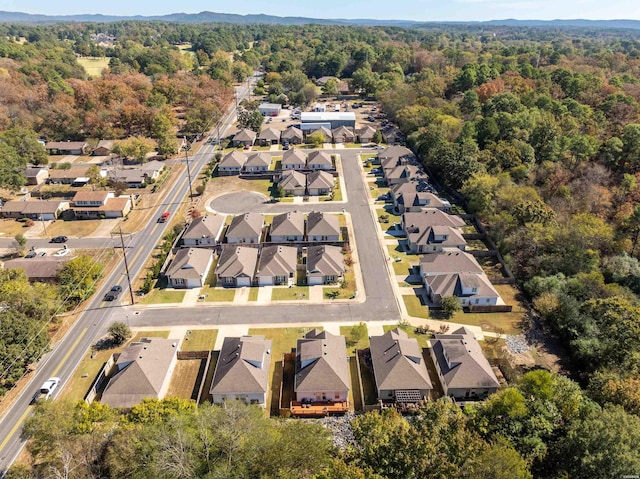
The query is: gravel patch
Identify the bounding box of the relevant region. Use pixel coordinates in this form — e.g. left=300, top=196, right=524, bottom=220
left=318, top=412, right=356, bottom=450
left=506, top=334, right=530, bottom=354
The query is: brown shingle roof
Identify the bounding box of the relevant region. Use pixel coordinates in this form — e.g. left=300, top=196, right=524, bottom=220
left=183, top=215, right=225, bottom=242
left=307, top=151, right=333, bottom=168
left=258, top=127, right=281, bottom=141
left=306, top=245, right=344, bottom=276
left=72, top=190, right=110, bottom=203
left=101, top=338, right=177, bottom=409
left=270, top=211, right=305, bottom=238
left=165, top=248, right=212, bottom=280
left=307, top=171, right=334, bottom=190
left=282, top=149, right=307, bottom=167
left=295, top=330, right=350, bottom=393
left=430, top=328, right=500, bottom=390
left=369, top=328, right=432, bottom=393
left=227, top=213, right=263, bottom=239
left=306, top=211, right=340, bottom=238
left=210, top=336, right=272, bottom=395
left=216, top=245, right=258, bottom=279
left=233, top=128, right=257, bottom=142
left=256, top=245, right=297, bottom=277
left=219, top=151, right=247, bottom=169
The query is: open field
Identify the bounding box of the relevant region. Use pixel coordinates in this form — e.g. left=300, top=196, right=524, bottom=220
left=181, top=329, right=218, bottom=351
left=77, top=57, right=109, bottom=77
left=207, top=174, right=273, bottom=198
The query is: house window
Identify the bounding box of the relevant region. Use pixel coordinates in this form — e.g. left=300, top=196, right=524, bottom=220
left=475, top=299, right=479, bottom=304
left=326, top=275, right=336, bottom=283
left=275, top=275, right=286, bottom=284
left=224, top=277, right=234, bottom=285
left=472, top=287, right=478, bottom=293
left=486, top=299, right=490, bottom=303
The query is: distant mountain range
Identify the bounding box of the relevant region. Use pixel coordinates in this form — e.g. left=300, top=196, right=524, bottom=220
left=0, top=10, right=639, bottom=30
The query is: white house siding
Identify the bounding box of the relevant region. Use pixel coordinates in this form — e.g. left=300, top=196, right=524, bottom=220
left=258, top=276, right=273, bottom=287
left=309, top=234, right=340, bottom=242
left=236, top=277, right=252, bottom=287
left=296, top=390, right=348, bottom=402
left=211, top=393, right=266, bottom=407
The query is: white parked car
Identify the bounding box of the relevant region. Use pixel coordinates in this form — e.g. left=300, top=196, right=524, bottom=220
left=53, top=248, right=70, bottom=257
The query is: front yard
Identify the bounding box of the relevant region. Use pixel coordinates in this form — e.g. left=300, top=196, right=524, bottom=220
left=272, top=286, right=309, bottom=301
left=139, top=289, right=186, bottom=304
left=181, top=329, right=218, bottom=351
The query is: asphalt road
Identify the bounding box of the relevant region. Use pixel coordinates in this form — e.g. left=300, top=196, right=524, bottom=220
left=0, top=77, right=252, bottom=474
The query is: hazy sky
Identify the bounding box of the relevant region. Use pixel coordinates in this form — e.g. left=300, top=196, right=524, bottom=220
left=0, top=0, right=638, bottom=21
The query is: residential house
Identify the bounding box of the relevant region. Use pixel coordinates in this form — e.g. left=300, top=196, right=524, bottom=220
left=182, top=214, right=225, bottom=247
left=419, top=250, right=502, bottom=307
left=23, top=167, right=49, bottom=186
left=244, top=152, right=271, bottom=172
left=306, top=211, right=340, bottom=242
left=307, top=171, right=334, bottom=196
left=218, top=151, right=247, bottom=176
left=405, top=224, right=466, bottom=254
left=384, top=165, right=428, bottom=186
left=215, top=245, right=259, bottom=287
left=226, top=213, right=263, bottom=244
left=45, top=141, right=88, bottom=155
left=258, top=127, right=281, bottom=146
left=279, top=171, right=307, bottom=197
left=281, top=149, right=307, bottom=170
left=101, top=338, right=178, bottom=409
left=369, top=328, right=432, bottom=403
left=356, top=125, right=376, bottom=144
left=71, top=190, right=132, bottom=219
left=270, top=211, right=305, bottom=242
left=331, top=126, right=355, bottom=144
left=377, top=145, right=415, bottom=165
left=140, top=160, right=165, bottom=180
left=315, top=76, right=336, bottom=86
left=2, top=257, right=71, bottom=283
left=210, top=336, right=272, bottom=407
left=232, top=128, right=257, bottom=147
left=391, top=183, right=450, bottom=214
left=403, top=209, right=465, bottom=253
left=294, top=329, right=350, bottom=404
left=307, top=126, right=332, bottom=142
left=430, top=327, right=500, bottom=400
left=47, top=167, right=91, bottom=185
left=105, top=168, right=150, bottom=188
left=0, top=200, right=69, bottom=220
left=93, top=140, right=115, bottom=156
left=381, top=126, right=404, bottom=145
left=306, top=245, right=345, bottom=285
left=307, top=151, right=333, bottom=170
left=165, top=248, right=214, bottom=289
left=281, top=126, right=304, bottom=145
left=256, top=245, right=297, bottom=286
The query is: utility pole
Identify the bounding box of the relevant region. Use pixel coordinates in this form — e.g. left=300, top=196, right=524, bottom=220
left=117, top=226, right=135, bottom=305
left=184, top=137, right=194, bottom=198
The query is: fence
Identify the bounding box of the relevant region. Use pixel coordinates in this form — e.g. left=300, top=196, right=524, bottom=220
left=177, top=350, right=210, bottom=360
left=354, top=349, right=366, bottom=413
left=84, top=353, right=116, bottom=404
left=466, top=305, right=513, bottom=313
left=194, top=351, right=213, bottom=404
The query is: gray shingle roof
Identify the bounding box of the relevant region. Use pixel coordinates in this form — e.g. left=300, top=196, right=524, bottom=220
left=233, top=128, right=257, bottom=142
left=281, top=127, right=304, bottom=140
left=270, top=211, right=305, bottom=238
left=406, top=225, right=466, bottom=250
left=307, top=151, right=333, bottom=168
left=282, top=149, right=307, bottom=167
left=2, top=258, right=70, bottom=280
left=369, top=328, right=432, bottom=393
left=419, top=250, right=483, bottom=275
left=307, top=171, right=334, bottom=190
left=165, top=248, right=213, bottom=280
left=402, top=209, right=465, bottom=229
left=306, top=245, right=344, bottom=276
left=210, top=336, right=272, bottom=395
left=378, top=145, right=414, bottom=161
left=430, top=328, right=500, bottom=390
left=295, top=329, right=350, bottom=393
left=258, top=127, right=281, bottom=141
left=244, top=152, right=271, bottom=168
left=279, top=171, right=306, bottom=190
left=306, top=211, right=340, bottom=238
left=257, top=245, right=297, bottom=277
left=216, top=245, right=259, bottom=279
left=101, top=338, right=177, bottom=409
left=425, top=272, right=500, bottom=300
left=219, top=151, right=247, bottom=169
left=183, top=215, right=225, bottom=242
left=227, top=213, right=263, bottom=239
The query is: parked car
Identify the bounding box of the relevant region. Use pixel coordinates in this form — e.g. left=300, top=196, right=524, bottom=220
left=157, top=212, right=170, bottom=223
left=33, top=377, right=60, bottom=402
left=50, top=235, right=68, bottom=243
left=282, top=143, right=290, bottom=150
left=25, top=251, right=37, bottom=258
left=53, top=248, right=70, bottom=257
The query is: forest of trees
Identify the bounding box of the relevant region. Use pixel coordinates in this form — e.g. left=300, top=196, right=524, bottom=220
left=10, top=370, right=640, bottom=479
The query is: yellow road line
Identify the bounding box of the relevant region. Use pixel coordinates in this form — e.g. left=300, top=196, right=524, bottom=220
left=0, top=406, right=32, bottom=452
left=52, top=328, right=87, bottom=377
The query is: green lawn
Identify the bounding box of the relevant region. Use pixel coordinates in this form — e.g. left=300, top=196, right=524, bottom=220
left=139, top=289, right=186, bottom=304
left=62, top=348, right=117, bottom=402
left=361, top=153, right=378, bottom=161
left=324, top=271, right=356, bottom=299
left=272, top=286, right=309, bottom=301
left=384, top=324, right=432, bottom=349
left=248, top=288, right=259, bottom=301
left=181, top=329, right=218, bottom=351
left=201, top=286, right=236, bottom=302
left=349, top=359, right=363, bottom=412
left=368, top=182, right=390, bottom=201
left=403, top=295, right=430, bottom=319
left=130, top=330, right=170, bottom=343
left=392, top=261, right=413, bottom=275
left=340, top=325, right=369, bottom=356
left=358, top=351, right=378, bottom=405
